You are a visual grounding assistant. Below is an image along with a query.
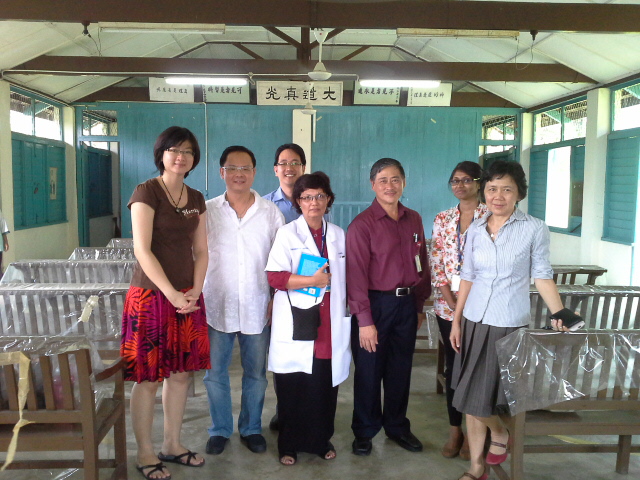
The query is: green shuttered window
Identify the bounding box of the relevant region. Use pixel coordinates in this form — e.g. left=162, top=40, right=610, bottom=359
left=603, top=135, right=640, bottom=244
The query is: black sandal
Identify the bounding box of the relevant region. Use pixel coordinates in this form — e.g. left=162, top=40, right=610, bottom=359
left=158, top=450, right=204, bottom=467
left=319, top=442, right=336, bottom=460
left=279, top=452, right=297, bottom=465
left=136, top=462, right=171, bottom=480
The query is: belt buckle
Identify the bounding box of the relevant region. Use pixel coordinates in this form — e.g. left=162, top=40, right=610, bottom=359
left=395, top=287, right=409, bottom=296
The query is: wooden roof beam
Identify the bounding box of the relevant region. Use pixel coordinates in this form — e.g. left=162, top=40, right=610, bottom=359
left=7, top=56, right=596, bottom=83
left=3, top=1, right=640, bottom=33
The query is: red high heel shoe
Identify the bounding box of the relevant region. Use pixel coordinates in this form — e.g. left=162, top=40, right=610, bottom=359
left=486, top=433, right=510, bottom=465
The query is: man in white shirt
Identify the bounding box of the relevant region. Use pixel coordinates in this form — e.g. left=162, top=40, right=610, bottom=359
left=203, top=145, right=285, bottom=456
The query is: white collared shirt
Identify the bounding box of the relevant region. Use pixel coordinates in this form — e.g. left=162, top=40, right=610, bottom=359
left=203, top=189, right=285, bottom=334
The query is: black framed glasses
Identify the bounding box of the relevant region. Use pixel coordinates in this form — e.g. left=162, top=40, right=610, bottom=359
left=449, top=178, right=479, bottom=186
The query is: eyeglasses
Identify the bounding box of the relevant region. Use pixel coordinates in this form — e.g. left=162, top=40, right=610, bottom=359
left=299, top=193, right=328, bottom=203
left=376, top=178, right=403, bottom=186
left=222, top=166, right=255, bottom=173
left=165, top=148, right=194, bottom=157
left=276, top=162, right=303, bottom=168
left=449, top=178, right=479, bottom=186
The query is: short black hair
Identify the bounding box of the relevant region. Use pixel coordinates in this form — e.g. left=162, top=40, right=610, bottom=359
left=274, top=143, right=307, bottom=166
left=370, top=158, right=405, bottom=182
left=481, top=160, right=528, bottom=200
left=292, top=172, right=335, bottom=214
left=153, top=126, right=201, bottom=178
left=219, top=145, right=256, bottom=168
left=448, top=161, right=483, bottom=185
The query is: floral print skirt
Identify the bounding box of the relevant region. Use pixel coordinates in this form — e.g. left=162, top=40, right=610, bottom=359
left=120, top=286, right=210, bottom=383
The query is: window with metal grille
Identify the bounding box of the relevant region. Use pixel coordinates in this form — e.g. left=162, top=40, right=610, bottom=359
left=534, top=100, right=587, bottom=145
left=482, top=115, right=516, bottom=141
left=9, top=90, right=62, bottom=140
left=612, top=83, right=640, bottom=131
left=82, top=110, right=118, bottom=136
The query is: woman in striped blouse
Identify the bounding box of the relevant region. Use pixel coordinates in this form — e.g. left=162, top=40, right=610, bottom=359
left=449, top=160, right=569, bottom=480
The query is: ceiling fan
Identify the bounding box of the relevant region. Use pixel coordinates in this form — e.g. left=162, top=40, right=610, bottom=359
left=308, top=29, right=332, bottom=81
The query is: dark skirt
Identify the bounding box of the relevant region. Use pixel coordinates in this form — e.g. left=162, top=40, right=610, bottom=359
left=120, top=286, right=210, bottom=383
left=451, top=319, right=521, bottom=418
left=275, top=357, right=338, bottom=457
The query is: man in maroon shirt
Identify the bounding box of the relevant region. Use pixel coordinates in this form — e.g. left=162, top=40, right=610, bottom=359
left=346, top=158, right=431, bottom=456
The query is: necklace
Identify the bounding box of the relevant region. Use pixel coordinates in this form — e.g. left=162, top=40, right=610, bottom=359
left=160, top=177, right=185, bottom=214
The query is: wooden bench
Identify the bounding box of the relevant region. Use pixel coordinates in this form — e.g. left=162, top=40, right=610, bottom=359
left=0, top=335, right=127, bottom=479
left=493, top=329, right=640, bottom=480
left=1, top=259, right=136, bottom=284
left=0, top=283, right=129, bottom=359
left=69, top=247, right=136, bottom=260
left=552, top=264, right=607, bottom=285
left=529, top=284, right=640, bottom=329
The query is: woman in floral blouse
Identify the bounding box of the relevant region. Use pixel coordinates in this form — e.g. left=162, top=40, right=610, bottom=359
left=430, top=161, right=487, bottom=459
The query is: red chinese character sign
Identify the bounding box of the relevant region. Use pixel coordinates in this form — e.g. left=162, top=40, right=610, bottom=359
left=149, top=78, right=195, bottom=103
left=256, top=81, right=342, bottom=106
left=407, top=83, right=452, bottom=107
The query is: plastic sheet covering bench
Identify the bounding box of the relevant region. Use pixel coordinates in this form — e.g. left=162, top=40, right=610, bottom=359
left=106, top=238, right=133, bottom=248
left=1, top=259, right=136, bottom=284
left=0, top=283, right=129, bottom=359
left=493, top=329, right=640, bottom=480
left=0, top=335, right=127, bottom=479
left=69, top=247, right=136, bottom=261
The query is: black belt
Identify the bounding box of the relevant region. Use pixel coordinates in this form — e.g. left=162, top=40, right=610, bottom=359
left=370, top=286, right=415, bottom=297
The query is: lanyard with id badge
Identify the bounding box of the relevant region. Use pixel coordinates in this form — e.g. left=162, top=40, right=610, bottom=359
left=413, top=233, right=422, bottom=273
left=449, top=218, right=465, bottom=292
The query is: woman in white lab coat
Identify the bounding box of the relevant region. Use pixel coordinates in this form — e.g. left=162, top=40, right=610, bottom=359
left=266, top=172, right=351, bottom=466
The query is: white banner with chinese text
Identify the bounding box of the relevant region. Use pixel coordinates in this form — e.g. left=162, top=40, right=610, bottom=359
left=256, top=81, right=342, bottom=106
left=353, top=82, right=400, bottom=105
left=149, top=78, right=194, bottom=103
left=407, top=84, right=453, bottom=107
left=203, top=85, right=250, bottom=103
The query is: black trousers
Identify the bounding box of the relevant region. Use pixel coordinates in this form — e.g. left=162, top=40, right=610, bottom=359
left=351, top=291, right=418, bottom=439
left=436, top=315, right=463, bottom=427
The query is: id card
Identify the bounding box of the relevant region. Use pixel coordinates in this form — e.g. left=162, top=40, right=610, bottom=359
left=415, top=254, right=422, bottom=273
left=450, top=275, right=461, bottom=292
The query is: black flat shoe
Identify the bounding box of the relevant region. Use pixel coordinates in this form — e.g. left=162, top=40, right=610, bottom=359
left=387, top=431, right=423, bottom=452
left=240, top=434, right=267, bottom=453
left=205, top=436, right=229, bottom=455
left=352, top=437, right=372, bottom=456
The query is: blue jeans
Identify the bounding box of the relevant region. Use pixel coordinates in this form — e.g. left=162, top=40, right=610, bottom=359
left=203, top=326, right=270, bottom=437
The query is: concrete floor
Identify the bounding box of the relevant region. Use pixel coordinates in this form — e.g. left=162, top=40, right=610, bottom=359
left=2, top=345, right=639, bottom=480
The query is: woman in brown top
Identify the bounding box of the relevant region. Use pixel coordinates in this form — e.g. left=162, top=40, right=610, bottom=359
left=120, top=126, right=209, bottom=480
